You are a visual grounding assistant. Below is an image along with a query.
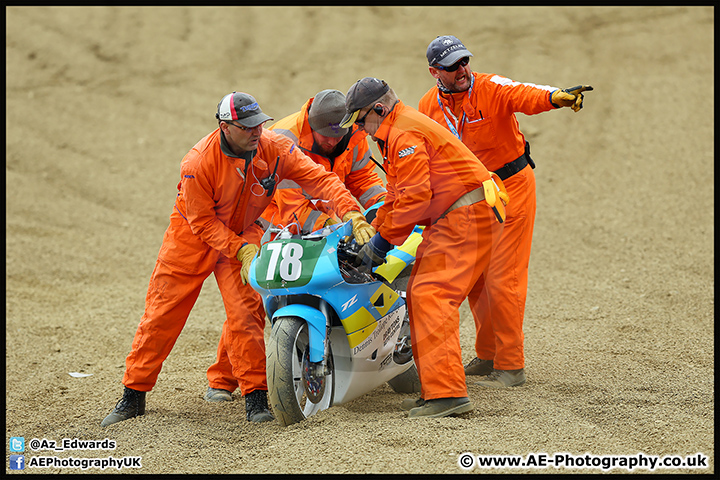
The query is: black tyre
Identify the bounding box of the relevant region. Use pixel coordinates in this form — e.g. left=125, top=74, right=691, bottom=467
left=266, top=316, right=334, bottom=427
left=385, top=296, right=421, bottom=394
left=387, top=363, right=421, bottom=394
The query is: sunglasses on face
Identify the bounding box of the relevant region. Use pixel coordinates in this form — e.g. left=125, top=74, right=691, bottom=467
left=355, top=108, right=374, bottom=127
left=434, top=57, right=470, bottom=72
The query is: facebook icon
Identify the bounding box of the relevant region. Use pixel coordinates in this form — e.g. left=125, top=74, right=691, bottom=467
left=10, top=454, right=25, bottom=470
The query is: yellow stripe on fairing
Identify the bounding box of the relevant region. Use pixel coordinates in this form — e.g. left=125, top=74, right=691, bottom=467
left=341, top=283, right=402, bottom=349
left=347, top=322, right=377, bottom=349
left=340, top=307, right=377, bottom=339
left=370, top=283, right=401, bottom=317
left=374, top=230, right=423, bottom=282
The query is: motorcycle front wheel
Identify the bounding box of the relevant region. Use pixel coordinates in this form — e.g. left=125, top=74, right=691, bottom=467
left=266, top=316, right=334, bottom=427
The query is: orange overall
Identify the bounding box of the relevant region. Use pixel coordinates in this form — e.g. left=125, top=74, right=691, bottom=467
left=123, top=128, right=361, bottom=396
left=372, top=101, right=503, bottom=400
left=419, top=71, right=556, bottom=370
left=261, top=96, right=386, bottom=234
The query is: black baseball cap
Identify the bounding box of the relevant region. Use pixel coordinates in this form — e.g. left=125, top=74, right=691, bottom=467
left=426, top=35, right=473, bottom=67
left=339, top=77, right=390, bottom=128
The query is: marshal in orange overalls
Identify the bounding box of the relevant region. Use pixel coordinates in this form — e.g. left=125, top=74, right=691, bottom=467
left=419, top=71, right=557, bottom=370
left=372, top=101, right=504, bottom=400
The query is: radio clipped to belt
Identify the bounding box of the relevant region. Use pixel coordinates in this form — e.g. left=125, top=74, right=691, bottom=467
left=482, top=172, right=509, bottom=224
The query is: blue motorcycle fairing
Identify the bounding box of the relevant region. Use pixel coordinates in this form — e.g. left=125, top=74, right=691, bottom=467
left=272, top=304, right=327, bottom=363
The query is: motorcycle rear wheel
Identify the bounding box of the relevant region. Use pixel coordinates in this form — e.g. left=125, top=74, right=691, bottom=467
left=267, top=316, right=334, bottom=427
left=386, top=305, right=421, bottom=394
left=387, top=363, right=421, bottom=393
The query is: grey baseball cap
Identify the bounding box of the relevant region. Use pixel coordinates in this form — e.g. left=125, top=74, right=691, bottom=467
left=308, top=89, right=349, bottom=138
left=339, top=77, right=390, bottom=128
left=216, top=92, right=273, bottom=127
left=426, top=35, right=473, bottom=67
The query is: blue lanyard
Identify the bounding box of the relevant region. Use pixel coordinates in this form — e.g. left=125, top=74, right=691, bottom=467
left=436, top=75, right=474, bottom=141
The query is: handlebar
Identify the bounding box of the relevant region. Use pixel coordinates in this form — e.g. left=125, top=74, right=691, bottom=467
left=337, top=237, right=378, bottom=284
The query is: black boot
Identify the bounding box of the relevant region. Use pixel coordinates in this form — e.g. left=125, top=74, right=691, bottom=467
left=245, top=390, right=274, bottom=423
left=101, top=386, right=146, bottom=427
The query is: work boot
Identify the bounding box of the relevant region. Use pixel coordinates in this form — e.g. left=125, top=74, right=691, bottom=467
left=204, top=387, right=233, bottom=402
left=407, top=397, right=473, bottom=418
left=101, top=386, right=146, bottom=427
left=400, top=397, right=425, bottom=411
left=464, top=357, right=494, bottom=376
left=245, top=390, right=274, bottom=423
left=475, top=368, right=526, bottom=388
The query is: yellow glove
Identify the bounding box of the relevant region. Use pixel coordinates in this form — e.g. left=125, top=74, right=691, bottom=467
left=237, top=243, right=260, bottom=285
left=551, top=85, right=593, bottom=112
left=490, top=172, right=509, bottom=206
left=483, top=173, right=509, bottom=224
left=342, top=210, right=376, bottom=245
left=324, top=215, right=340, bottom=227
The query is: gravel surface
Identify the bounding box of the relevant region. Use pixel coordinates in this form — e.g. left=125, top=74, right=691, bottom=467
left=6, top=6, right=713, bottom=474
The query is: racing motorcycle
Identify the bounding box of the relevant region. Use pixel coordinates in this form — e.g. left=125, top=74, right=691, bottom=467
left=249, top=209, right=423, bottom=427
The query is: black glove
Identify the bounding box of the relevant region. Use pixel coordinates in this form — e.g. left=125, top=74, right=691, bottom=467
left=353, top=233, right=393, bottom=274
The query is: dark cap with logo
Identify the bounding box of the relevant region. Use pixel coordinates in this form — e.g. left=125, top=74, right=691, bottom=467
left=339, top=77, right=390, bottom=128
left=308, top=89, right=349, bottom=138
left=216, top=92, right=273, bottom=127
left=426, top=35, right=473, bottom=67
